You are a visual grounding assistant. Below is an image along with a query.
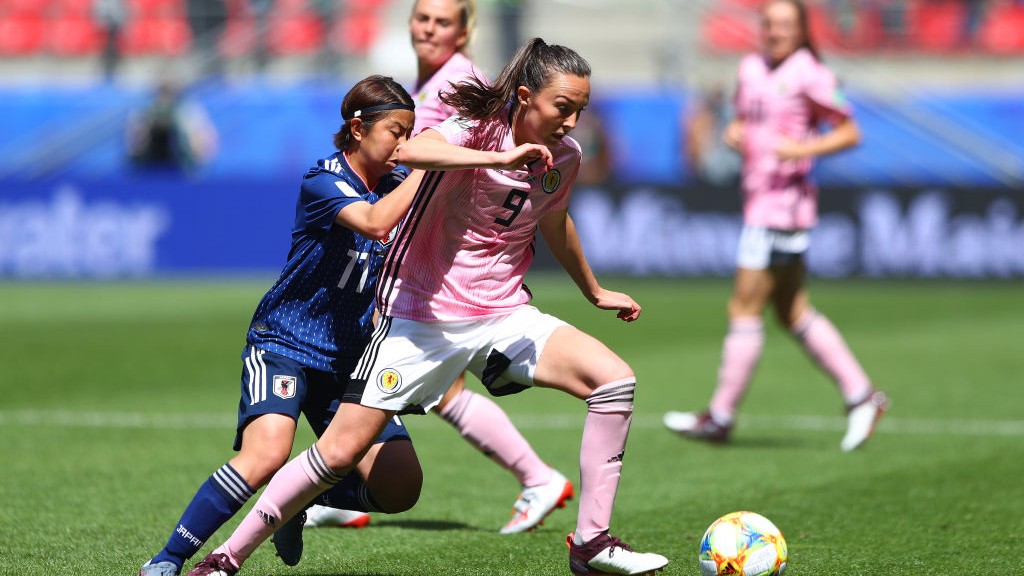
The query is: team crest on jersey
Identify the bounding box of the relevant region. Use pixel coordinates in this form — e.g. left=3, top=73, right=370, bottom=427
left=376, top=368, right=402, bottom=394
left=541, top=169, right=561, bottom=194
left=273, top=375, right=297, bottom=399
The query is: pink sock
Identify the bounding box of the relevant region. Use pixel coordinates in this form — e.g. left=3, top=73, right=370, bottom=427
left=708, top=317, right=764, bottom=425
left=574, top=378, right=634, bottom=544
left=439, top=388, right=551, bottom=487
left=791, top=309, right=872, bottom=405
left=215, top=446, right=343, bottom=568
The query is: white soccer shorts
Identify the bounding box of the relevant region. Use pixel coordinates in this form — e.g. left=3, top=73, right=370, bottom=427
left=735, top=225, right=810, bottom=270
left=347, top=305, right=568, bottom=413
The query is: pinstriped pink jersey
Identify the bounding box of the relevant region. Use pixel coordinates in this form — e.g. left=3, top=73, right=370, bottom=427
left=412, top=52, right=486, bottom=136
left=377, top=115, right=580, bottom=322
left=735, top=48, right=853, bottom=230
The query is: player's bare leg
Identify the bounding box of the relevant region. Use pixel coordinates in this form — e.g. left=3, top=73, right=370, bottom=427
left=535, top=326, right=668, bottom=575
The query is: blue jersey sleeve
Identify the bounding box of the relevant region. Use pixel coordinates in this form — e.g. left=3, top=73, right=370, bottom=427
left=298, top=172, right=366, bottom=232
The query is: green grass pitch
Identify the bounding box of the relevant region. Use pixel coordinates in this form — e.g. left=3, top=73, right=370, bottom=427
left=1, top=275, right=1021, bottom=575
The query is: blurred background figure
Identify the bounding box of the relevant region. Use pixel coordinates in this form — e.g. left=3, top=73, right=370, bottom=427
left=572, top=104, right=613, bottom=187
left=125, top=80, right=219, bottom=172
left=683, top=85, right=741, bottom=187
left=484, top=0, right=524, bottom=62
left=187, top=0, right=228, bottom=78
left=311, top=0, right=343, bottom=74
left=93, top=0, right=127, bottom=82
left=248, top=0, right=275, bottom=73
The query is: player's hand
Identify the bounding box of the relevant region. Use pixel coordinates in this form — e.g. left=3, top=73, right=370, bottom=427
left=494, top=143, right=554, bottom=173
left=592, top=288, right=642, bottom=322
left=722, top=120, right=743, bottom=151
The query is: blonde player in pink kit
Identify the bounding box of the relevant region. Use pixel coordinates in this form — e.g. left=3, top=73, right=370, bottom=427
left=301, top=0, right=573, bottom=537
left=664, top=0, right=888, bottom=452
left=185, top=38, right=667, bottom=576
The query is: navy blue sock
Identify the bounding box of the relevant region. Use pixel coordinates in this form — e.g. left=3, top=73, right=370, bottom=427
left=150, top=463, right=255, bottom=568
left=316, top=472, right=383, bottom=513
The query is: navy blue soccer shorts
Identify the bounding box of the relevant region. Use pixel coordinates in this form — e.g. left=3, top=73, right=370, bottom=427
left=234, top=345, right=411, bottom=450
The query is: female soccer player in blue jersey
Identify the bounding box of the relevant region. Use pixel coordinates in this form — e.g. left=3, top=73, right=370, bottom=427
left=138, top=75, right=425, bottom=576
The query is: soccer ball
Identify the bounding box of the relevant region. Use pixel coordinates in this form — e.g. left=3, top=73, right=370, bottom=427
left=699, top=511, right=788, bottom=576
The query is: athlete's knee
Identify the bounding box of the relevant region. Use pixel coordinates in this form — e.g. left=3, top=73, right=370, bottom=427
left=315, top=441, right=364, bottom=475
left=234, top=443, right=292, bottom=486
left=367, top=457, right=422, bottom=513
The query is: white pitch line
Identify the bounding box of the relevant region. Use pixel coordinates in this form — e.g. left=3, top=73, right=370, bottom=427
left=2, top=410, right=1023, bottom=437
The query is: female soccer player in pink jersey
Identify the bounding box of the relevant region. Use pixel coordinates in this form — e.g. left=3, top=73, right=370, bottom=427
left=664, top=0, right=887, bottom=452
left=411, top=0, right=574, bottom=533
left=303, top=0, right=572, bottom=538
left=185, top=38, right=667, bottom=576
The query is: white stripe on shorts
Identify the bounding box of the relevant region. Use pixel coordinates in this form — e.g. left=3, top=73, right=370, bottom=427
left=245, top=347, right=267, bottom=405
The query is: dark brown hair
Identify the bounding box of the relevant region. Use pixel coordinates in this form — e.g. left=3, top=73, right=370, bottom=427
left=439, top=37, right=591, bottom=121
left=333, top=75, right=415, bottom=150
left=766, top=0, right=820, bottom=61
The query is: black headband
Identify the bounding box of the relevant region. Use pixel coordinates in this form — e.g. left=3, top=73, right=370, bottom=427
left=342, top=102, right=415, bottom=120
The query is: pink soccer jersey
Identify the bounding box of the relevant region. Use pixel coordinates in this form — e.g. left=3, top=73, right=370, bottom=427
left=412, top=52, right=486, bottom=136
left=377, top=116, right=581, bottom=322
left=734, top=48, right=853, bottom=230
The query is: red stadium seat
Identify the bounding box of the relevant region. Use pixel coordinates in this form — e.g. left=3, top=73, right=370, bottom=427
left=979, top=5, right=1024, bottom=54
left=909, top=0, right=965, bottom=52
left=127, top=0, right=185, bottom=18
left=806, top=4, right=843, bottom=51
left=268, top=15, right=324, bottom=55
left=1, top=0, right=47, bottom=18
left=338, top=2, right=380, bottom=54
left=120, top=16, right=191, bottom=55
left=701, top=8, right=758, bottom=53
left=0, top=16, right=46, bottom=54
left=52, top=0, right=94, bottom=18
left=49, top=17, right=103, bottom=55
left=220, top=16, right=255, bottom=57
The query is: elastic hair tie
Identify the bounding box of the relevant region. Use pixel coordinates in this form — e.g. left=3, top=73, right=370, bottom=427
left=343, top=102, right=415, bottom=120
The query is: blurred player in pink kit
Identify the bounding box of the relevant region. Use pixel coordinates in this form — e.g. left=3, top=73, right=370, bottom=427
left=186, top=38, right=667, bottom=576
left=664, top=0, right=888, bottom=452
left=300, top=0, right=574, bottom=537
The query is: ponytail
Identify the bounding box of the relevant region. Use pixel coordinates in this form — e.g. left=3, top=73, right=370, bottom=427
left=440, top=37, right=591, bottom=121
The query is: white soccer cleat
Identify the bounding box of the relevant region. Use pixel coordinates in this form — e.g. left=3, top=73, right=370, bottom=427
left=663, top=410, right=732, bottom=443
left=567, top=532, right=668, bottom=575
left=500, top=469, right=575, bottom=534
left=303, top=505, right=371, bottom=529
left=841, top=390, right=889, bottom=452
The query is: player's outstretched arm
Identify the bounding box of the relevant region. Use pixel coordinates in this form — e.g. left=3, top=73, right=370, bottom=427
left=775, top=116, right=861, bottom=161
left=334, top=169, right=425, bottom=240
left=539, top=211, right=641, bottom=322
left=397, top=128, right=553, bottom=172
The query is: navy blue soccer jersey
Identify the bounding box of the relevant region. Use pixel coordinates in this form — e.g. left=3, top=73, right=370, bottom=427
left=246, top=152, right=407, bottom=372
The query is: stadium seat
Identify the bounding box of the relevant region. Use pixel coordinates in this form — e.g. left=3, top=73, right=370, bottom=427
left=127, top=0, right=185, bottom=18
left=0, top=0, right=47, bottom=18
left=806, top=4, right=843, bottom=51
left=268, top=15, right=324, bottom=55
left=52, top=0, right=94, bottom=18
left=978, top=5, right=1024, bottom=54
left=220, top=16, right=255, bottom=58
left=337, top=0, right=383, bottom=54
left=49, top=17, right=103, bottom=55
left=701, top=8, right=758, bottom=53
left=120, top=16, right=191, bottom=55
left=909, top=0, right=965, bottom=52
left=0, top=16, right=46, bottom=55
